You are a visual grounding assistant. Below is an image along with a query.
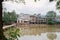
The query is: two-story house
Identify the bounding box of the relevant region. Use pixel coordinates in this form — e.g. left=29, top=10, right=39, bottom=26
left=17, top=13, right=30, bottom=24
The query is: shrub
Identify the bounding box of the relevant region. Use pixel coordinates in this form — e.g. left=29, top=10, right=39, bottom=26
left=7, top=27, right=20, bottom=40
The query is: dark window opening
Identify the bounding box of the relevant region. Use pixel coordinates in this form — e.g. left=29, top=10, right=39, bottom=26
left=24, top=21, right=27, bottom=22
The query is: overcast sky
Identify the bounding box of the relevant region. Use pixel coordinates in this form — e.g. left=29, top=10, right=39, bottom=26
left=2, top=0, right=60, bottom=15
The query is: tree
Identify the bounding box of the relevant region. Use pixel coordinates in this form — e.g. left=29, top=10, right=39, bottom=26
left=0, top=1, right=8, bottom=40
left=56, top=0, right=60, bottom=11
left=2, top=11, right=9, bottom=25
left=34, top=0, right=54, bottom=2
left=3, top=0, right=25, bottom=4
left=8, top=10, right=17, bottom=23
left=34, top=0, right=40, bottom=2
left=7, top=27, right=20, bottom=40
left=34, top=0, right=60, bottom=11
left=2, top=10, right=17, bottom=25
left=49, top=0, right=54, bottom=2
left=2, top=0, right=25, bottom=40
left=46, top=11, right=56, bottom=25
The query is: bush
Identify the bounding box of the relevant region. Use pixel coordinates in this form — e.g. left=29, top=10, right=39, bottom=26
left=48, top=21, right=55, bottom=25
left=2, top=11, right=17, bottom=25
left=55, top=22, right=60, bottom=24
left=7, top=27, right=20, bottom=40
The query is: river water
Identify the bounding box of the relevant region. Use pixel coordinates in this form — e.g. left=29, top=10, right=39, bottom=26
left=17, top=24, right=60, bottom=40
left=4, top=24, right=60, bottom=40
left=18, top=32, right=60, bottom=40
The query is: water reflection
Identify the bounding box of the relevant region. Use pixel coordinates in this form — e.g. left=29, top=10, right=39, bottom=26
left=47, top=33, right=57, bottom=40
left=4, top=24, right=60, bottom=40
left=18, top=32, right=60, bottom=40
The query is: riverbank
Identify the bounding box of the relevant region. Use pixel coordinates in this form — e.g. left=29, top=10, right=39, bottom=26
left=18, top=24, right=60, bottom=28
left=3, top=24, right=60, bottom=38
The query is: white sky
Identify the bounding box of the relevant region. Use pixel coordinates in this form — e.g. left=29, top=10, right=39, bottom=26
left=2, top=0, right=60, bottom=15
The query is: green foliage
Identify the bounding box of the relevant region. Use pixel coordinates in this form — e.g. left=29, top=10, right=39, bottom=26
left=2, top=12, right=10, bottom=24
left=48, top=20, right=55, bottom=25
left=48, top=18, right=56, bottom=25
left=8, top=11, right=17, bottom=22
left=56, top=0, right=60, bottom=10
left=46, top=11, right=56, bottom=25
left=34, top=0, right=37, bottom=2
left=49, top=0, right=54, bottom=2
left=34, top=0, right=60, bottom=11
left=34, top=0, right=40, bottom=2
left=14, top=0, right=25, bottom=4
left=46, top=11, right=56, bottom=18
left=7, top=27, right=20, bottom=40
left=55, top=22, right=60, bottom=24
left=2, top=11, right=17, bottom=25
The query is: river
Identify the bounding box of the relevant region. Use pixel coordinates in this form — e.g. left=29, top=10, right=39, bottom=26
left=17, top=24, right=60, bottom=40
left=18, top=32, right=60, bottom=40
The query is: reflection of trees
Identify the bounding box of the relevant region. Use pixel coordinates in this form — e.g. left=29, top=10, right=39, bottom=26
left=47, top=33, right=57, bottom=40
